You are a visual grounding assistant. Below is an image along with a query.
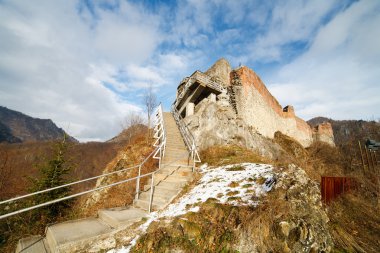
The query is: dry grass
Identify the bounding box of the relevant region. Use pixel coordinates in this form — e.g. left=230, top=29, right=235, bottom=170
left=199, top=134, right=380, bottom=252
left=132, top=180, right=292, bottom=253
left=77, top=132, right=157, bottom=217
left=328, top=191, right=380, bottom=252
left=0, top=129, right=157, bottom=252
left=200, top=144, right=267, bottom=166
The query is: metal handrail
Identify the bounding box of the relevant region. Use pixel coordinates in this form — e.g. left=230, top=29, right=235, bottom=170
left=0, top=166, right=160, bottom=220
left=0, top=105, right=167, bottom=219
left=171, top=105, right=201, bottom=170
left=0, top=164, right=139, bottom=205
left=135, top=103, right=166, bottom=202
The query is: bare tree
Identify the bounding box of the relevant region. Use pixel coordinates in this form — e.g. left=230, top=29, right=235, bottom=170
left=121, top=112, right=144, bottom=130
left=142, top=85, right=158, bottom=136
left=121, top=112, right=145, bottom=142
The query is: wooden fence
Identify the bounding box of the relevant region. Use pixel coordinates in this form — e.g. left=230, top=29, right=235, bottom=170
left=321, top=176, right=356, bottom=204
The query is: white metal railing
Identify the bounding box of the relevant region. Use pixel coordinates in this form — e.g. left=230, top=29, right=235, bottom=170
left=135, top=104, right=166, bottom=202
left=0, top=105, right=167, bottom=219
left=174, top=71, right=226, bottom=107
left=171, top=105, right=201, bottom=170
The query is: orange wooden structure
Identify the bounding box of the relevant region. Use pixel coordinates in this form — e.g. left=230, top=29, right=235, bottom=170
left=321, top=176, right=356, bottom=204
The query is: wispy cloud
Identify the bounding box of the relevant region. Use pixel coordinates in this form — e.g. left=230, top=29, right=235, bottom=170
left=0, top=0, right=378, bottom=142
left=269, top=0, right=380, bottom=120
left=0, top=0, right=160, bottom=141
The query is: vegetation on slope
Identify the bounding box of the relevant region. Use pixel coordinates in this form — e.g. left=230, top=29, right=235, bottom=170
left=0, top=126, right=156, bottom=252
left=273, top=127, right=380, bottom=252
left=199, top=144, right=267, bottom=166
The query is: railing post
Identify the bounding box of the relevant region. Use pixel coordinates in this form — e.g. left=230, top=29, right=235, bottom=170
left=158, top=146, right=162, bottom=170
left=135, top=165, right=142, bottom=200
left=192, top=142, right=196, bottom=172
left=148, top=173, right=155, bottom=213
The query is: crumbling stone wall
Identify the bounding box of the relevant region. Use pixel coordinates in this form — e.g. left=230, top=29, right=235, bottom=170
left=231, top=66, right=334, bottom=147
left=176, top=58, right=335, bottom=149
left=313, top=122, right=335, bottom=145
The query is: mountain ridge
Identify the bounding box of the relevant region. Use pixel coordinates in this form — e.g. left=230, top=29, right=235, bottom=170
left=0, top=106, right=77, bottom=143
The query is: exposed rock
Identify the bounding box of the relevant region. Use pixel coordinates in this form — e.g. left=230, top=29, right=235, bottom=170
left=130, top=164, right=333, bottom=253
left=184, top=96, right=283, bottom=160
left=235, top=165, right=333, bottom=252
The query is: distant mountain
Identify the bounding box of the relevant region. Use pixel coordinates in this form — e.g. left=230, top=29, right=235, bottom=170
left=0, top=106, right=77, bottom=143
left=308, top=117, right=380, bottom=145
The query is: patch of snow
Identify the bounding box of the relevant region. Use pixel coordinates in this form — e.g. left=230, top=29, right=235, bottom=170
left=109, top=163, right=275, bottom=253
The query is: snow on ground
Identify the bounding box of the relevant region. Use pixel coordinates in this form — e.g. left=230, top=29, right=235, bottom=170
left=108, top=163, right=275, bottom=253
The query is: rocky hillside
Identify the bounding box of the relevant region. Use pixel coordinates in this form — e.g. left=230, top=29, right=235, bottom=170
left=0, top=106, right=76, bottom=143
left=101, top=163, right=332, bottom=253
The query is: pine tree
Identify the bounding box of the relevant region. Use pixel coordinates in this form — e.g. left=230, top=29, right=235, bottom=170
left=30, top=135, right=73, bottom=221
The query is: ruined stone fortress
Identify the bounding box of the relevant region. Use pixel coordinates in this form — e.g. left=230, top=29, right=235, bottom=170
left=173, top=58, right=334, bottom=151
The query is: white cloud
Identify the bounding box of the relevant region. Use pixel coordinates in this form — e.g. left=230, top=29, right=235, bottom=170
left=248, top=0, right=342, bottom=62
left=268, top=0, right=380, bottom=120
left=1, top=0, right=379, bottom=143
left=0, top=0, right=161, bottom=141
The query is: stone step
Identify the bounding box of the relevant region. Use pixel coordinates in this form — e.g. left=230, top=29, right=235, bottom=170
left=165, top=146, right=187, bottom=150
left=163, top=150, right=189, bottom=156
left=157, top=173, right=192, bottom=181
left=156, top=167, right=193, bottom=176
left=163, top=159, right=190, bottom=165
left=16, top=235, right=50, bottom=253
left=161, top=164, right=193, bottom=168
left=149, top=174, right=192, bottom=185
left=133, top=199, right=166, bottom=211
left=165, top=147, right=188, bottom=152
left=166, top=135, right=183, bottom=138
left=98, top=207, right=147, bottom=229
left=166, top=141, right=186, bottom=144
left=163, top=155, right=190, bottom=162
left=45, top=218, right=112, bottom=253
left=165, top=142, right=186, bottom=146
left=138, top=189, right=176, bottom=203
left=143, top=179, right=185, bottom=191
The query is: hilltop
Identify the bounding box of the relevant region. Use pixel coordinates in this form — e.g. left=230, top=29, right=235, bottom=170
left=0, top=106, right=77, bottom=143
left=308, top=116, right=380, bottom=145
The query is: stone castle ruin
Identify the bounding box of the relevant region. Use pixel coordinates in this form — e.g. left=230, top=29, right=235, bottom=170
left=173, top=58, right=334, bottom=155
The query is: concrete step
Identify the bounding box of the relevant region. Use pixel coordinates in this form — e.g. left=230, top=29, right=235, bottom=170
left=138, top=190, right=175, bottom=203
left=98, top=207, right=147, bottom=228
left=148, top=174, right=192, bottom=185
left=157, top=179, right=188, bottom=189
left=143, top=179, right=185, bottom=191
left=161, top=169, right=193, bottom=178
left=162, top=159, right=190, bottom=165
left=16, top=235, right=50, bottom=253
left=133, top=199, right=166, bottom=211
left=152, top=185, right=181, bottom=196
left=165, top=146, right=187, bottom=151
left=163, top=157, right=189, bottom=161
left=164, top=147, right=188, bottom=153
left=163, top=151, right=190, bottom=157
left=165, top=142, right=187, bottom=146
left=45, top=218, right=112, bottom=253
left=161, top=164, right=193, bottom=168
left=166, top=134, right=184, bottom=138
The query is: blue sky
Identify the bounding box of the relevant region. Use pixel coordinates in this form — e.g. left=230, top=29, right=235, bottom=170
left=0, top=0, right=379, bottom=141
